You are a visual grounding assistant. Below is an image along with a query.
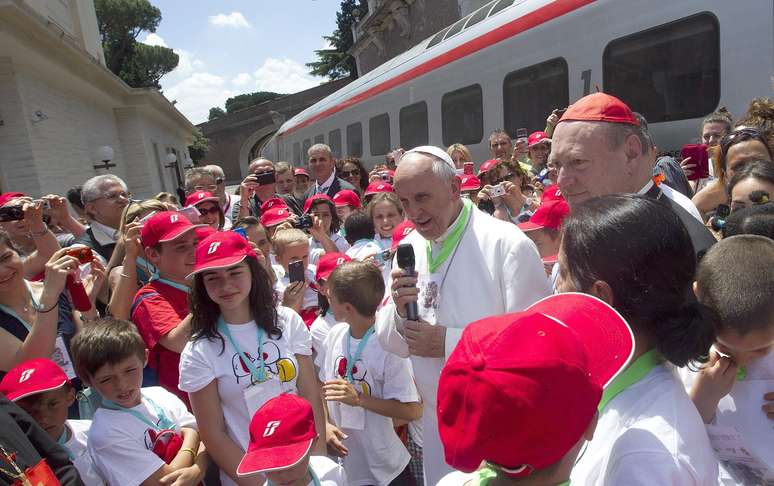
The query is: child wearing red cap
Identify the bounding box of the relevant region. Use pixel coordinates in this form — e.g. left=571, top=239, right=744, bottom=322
left=436, top=293, right=634, bottom=486
left=516, top=199, right=570, bottom=282
left=332, top=189, right=362, bottom=227
left=179, top=231, right=325, bottom=486
left=70, top=318, right=206, bottom=486
left=304, top=195, right=350, bottom=266
left=131, top=211, right=203, bottom=407
left=272, top=229, right=319, bottom=324
left=367, top=192, right=405, bottom=251
left=184, top=191, right=224, bottom=230
left=0, top=358, right=104, bottom=485
left=318, top=261, right=421, bottom=485
left=237, top=394, right=347, bottom=485
left=310, top=253, right=351, bottom=356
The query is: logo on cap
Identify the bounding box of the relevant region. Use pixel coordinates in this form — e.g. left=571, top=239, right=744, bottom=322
left=170, top=214, right=179, bottom=223
left=19, top=369, right=34, bottom=383
left=336, top=257, right=345, bottom=265
left=263, top=421, right=281, bottom=437
left=207, top=241, right=221, bottom=255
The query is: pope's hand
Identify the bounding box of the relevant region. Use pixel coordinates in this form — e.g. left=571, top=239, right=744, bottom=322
left=390, top=267, right=418, bottom=318
left=404, top=319, right=445, bottom=358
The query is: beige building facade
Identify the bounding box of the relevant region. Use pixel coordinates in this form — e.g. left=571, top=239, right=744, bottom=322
left=0, top=0, right=195, bottom=198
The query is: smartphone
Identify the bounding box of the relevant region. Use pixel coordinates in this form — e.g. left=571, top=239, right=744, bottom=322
left=0, top=206, right=24, bottom=222
left=288, top=260, right=305, bottom=284
left=139, top=211, right=157, bottom=224
left=253, top=171, right=276, bottom=186
left=463, top=162, right=474, bottom=175
left=66, top=246, right=94, bottom=264
left=33, top=199, right=51, bottom=210
left=680, top=144, right=709, bottom=181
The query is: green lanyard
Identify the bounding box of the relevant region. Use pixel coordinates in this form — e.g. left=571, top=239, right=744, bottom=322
left=218, top=317, right=267, bottom=382
left=57, top=426, right=75, bottom=461
left=598, top=349, right=662, bottom=412
left=268, top=467, right=320, bottom=486
left=345, top=327, right=374, bottom=382
left=425, top=199, right=472, bottom=273
left=102, top=395, right=175, bottom=431
left=475, top=465, right=569, bottom=485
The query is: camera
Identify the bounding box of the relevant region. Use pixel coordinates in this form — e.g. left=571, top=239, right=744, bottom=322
left=293, top=214, right=314, bottom=230
left=252, top=171, right=276, bottom=186
left=0, top=206, right=24, bottom=222
left=66, top=246, right=94, bottom=264
left=490, top=183, right=507, bottom=198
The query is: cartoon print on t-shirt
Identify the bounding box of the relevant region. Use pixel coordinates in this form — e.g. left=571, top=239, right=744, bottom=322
left=144, top=428, right=183, bottom=463
left=335, top=355, right=371, bottom=396
left=231, top=340, right=297, bottom=385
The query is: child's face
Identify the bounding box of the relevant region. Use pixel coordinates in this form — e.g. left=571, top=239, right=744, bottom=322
left=147, top=232, right=198, bottom=281
left=196, top=202, right=220, bottom=229
left=245, top=225, right=272, bottom=259
left=371, top=201, right=403, bottom=238
left=526, top=228, right=560, bottom=259
left=264, top=454, right=311, bottom=486
left=278, top=242, right=309, bottom=273
left=202, top=262, right=253, bottom=313
left=16, top=386, right=75, bottom=440
left=309, top=203, right=333, bottom=234
left=716, top=325, right=774, bottom=367
left=336, top=205, right=353, bottom=223
left=89, top=354, right=147, bottom=408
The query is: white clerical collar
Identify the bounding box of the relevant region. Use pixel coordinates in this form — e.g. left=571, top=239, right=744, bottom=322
left=90, top=220, right=118, bottom=246
left=315, top=169, right=337, bottom=193
left=432, top=201, right=465, bottom=246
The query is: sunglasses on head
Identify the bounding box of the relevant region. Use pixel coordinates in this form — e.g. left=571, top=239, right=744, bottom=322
left=720, top=127, right=765, bottom=153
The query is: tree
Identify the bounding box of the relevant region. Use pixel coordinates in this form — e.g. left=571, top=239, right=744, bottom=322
left=225, top=92, right=284, bottom=114
left=188, top=128, right=209, bottom=164
left=94, top=0, right=179, bottom=89
left=208, top=107, right=226, bottom=121
left=307, top=0, right=368, bottom=80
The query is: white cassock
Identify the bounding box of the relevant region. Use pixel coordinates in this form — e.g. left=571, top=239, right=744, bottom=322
left=375, top=203, right=552, bottom=486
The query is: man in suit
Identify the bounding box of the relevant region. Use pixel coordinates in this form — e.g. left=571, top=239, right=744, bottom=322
left=304, top=144, right=355, bottom=199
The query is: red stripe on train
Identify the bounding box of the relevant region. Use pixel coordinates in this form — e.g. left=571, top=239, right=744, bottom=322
left=279, top=0, right=594, bottom=137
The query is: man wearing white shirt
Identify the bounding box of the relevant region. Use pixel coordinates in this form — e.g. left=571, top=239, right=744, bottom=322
left=304, top=144, right=355, bottom=199
left=375, top=146, right=551, bottom=485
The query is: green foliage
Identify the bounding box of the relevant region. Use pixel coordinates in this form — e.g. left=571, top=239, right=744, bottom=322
left=188, top=128, right=210, bottom=164
left=208, top=107, right=226, bottom=121
left=225, top=92, right=284, bottom=114
left=94, top=0, right=179, bottom=89
left=307, top=0, right=368, bottom=80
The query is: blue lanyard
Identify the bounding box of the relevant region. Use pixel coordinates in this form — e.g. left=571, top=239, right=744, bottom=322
left=218, top=317, right=267, bottom=382
left=0, top=281, right=44, bottom=332
left=57, top=426, right=75, bottom=460
left=102, top=395, right=175, bottom=431
left=136, top=256, right=159, bottom=281
left=268, top=467, right=320, bottom=486
left=345, top=327, right=374, bottom=382
left=153, top=277, right=190, bottom=294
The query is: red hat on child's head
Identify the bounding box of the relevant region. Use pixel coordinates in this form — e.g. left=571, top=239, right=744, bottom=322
left=0, top=192, right=26, bottom=207
left=528, top=131, right=551, bottom=147
left=364, top=182, right=394, bottom=196
left=315, top=252, right=352, bottom=282
left=260, top=197, right=288, bottom=213
left=333, top=190, right=361, bottom=209
left=260, top=207, right=291, bottom=228
left=559, top=93, right=639, bottom=126
left=517, top=199, right=570, bottom=232
left=303, top=194, right=334, bottom=214
left=184, top=191, right=219, bottom=208
left=294, top=168, right=310, bottom=178
left=237, top=394, right=317, bottom=476
left=390, top=220, right=415, bottom=251
left=478, top=159, right=499, bottom=176
left=189, top=231, right=256, bottom=277
left=141, top=211, right=202, bottom=249
left=437, top=293, right=634, bottom=476
left=0, top=359, right=69, bottom=402
left=460, top=175, right=482, bottom=192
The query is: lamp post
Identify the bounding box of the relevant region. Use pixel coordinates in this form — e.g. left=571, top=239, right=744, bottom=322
left=94, top=146, right=116, bottom=171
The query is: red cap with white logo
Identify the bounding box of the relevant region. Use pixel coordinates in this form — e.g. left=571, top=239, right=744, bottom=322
left=460, top=175, right=482, bottom=192
left=141, top=211, right=203, bottom=249
left=0, top=358, right=69, bottom=402
left=315, top=252, right=352, bottom=281
left=390, top=220, right=415, bottom=251
left=260, top=207, right=291, bottom=228
left=364, top=182, right=394, bottom=196
left=478, top=159, right=500, bottom=176
left=188, top=231, right=257, bottom=277
left=236, top=394, right=317, bottom=476
left=333, top=190, right=361, bottom=209
left=517, top=199, right=570, bottom=232
left=184, top=191, right=219, bottom=207
left=260, top=197, right=288, bottom=212
left=303, top=194, right=335, bottom=214
left=294, top=168, right=310, bottom=178
left=528, top=131, right=551, bottom=147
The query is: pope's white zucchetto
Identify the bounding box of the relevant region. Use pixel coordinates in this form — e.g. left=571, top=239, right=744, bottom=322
left=403, top=146, right=456, bottom=169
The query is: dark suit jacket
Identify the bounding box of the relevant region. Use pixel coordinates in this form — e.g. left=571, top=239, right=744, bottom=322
left=303, top=176, right=356, bottom=201
left=645, top=183, right=716, bottom=259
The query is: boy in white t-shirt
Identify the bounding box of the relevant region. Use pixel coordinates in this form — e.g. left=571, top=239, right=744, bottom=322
left=310, top=252, right=352, bottom=355
left=236, top=394, right=347, bottom=485
left=0, top=358, right=104, bottom=486
left=343, top=212, right=382, bottom=262
left=687, top=235, right=774, bottom=482
left=70, top=317, right=208, bottom=486
left=318, top=261, right=422, bottom=486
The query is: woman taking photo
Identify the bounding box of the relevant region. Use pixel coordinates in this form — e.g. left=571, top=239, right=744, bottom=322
left=179, top=231, right=325, bottom=486
left=556, top=194, right=718, bottom=485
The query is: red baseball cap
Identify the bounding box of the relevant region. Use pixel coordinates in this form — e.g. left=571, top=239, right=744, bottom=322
left=0, top=192, right=26, bottom=207
left=315, top=252, right=352, bottom=281
left=333, top=190, right=361, bottom=209
left=460, top=175, right=481, bottom=192
left=541, top=184, right=562, bottom=202
left=478, top=159, right=500, bottom=176
left=260, top=197, right=288, bottom=212
left=260, top=207, right=291, bottom=228
left=184, top=191, right=219, bottom=208
left=390, top=220, right=415, bottom=251
left=0, top=358, right=69, bottom=402
left=437, top=293, right=634, bottom=476
left=141, top=211, right=203, bottom=248
left=517, top=199, right=570, bottom=232
left=236, top=394, right=317, bottom=476
left=303, top=194, right=334, bottom=214
left=528, top=131, right=551, bottom=147
left=364, top=182, right=394, bottom=196
left=559, top=93, right=639, bottom=126
left=195, top=226, right=217, bottom=240
left=189, top=231, right=257, bottom=277
left=294, top=168, right=310, bottom=178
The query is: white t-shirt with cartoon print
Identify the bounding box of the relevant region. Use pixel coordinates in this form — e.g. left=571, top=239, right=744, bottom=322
left=88, top=386, right=196, bottom=486
left=63, top=419, right=103, bottom=486
left=316, top=322, right=419, bottom=486
left=179, top=307, right=312, bottom=486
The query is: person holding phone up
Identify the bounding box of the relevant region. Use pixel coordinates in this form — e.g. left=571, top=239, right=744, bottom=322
left=234, top=158, right=304, bottom=221
left=0, top=193, right=63, bottom=280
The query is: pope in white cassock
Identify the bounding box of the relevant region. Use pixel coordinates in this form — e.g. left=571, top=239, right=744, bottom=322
left=375, top=146, right=552, bottom=485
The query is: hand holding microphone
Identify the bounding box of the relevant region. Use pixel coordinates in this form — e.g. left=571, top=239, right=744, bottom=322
left=394, top=244, right=419, bottom=320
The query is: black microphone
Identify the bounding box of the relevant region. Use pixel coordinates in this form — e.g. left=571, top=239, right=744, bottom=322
left=396, top=243, right=419, bottom=321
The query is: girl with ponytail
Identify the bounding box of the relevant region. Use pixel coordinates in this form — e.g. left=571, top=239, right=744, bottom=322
left=556, top=194, right=719, bottom=485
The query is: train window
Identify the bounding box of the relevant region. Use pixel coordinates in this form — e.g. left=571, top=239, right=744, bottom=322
left=302, top=139, right=311, bottom=161
left=488, top=0, right=513, bottom=17
left=444, top=16, right=468, bottom=40
left=369, top=113, right=391, bottom=156
left=329, top=129, right=342, bottom=158
left=442, top=84, right=483, bottom=146
left=314, top=134, right=324, bottom=144
left=503, top=58, right=569, bottom=138
left=292, top=143, right=301, bottom=165
left=466, top=1, right=496, bottom=29
left=427, top=26, right=451, bottom=49
left=603, top=13, right=720, bottom=123
left=346, top=122, right=363, bottom=157
left=400, top=101, right=429, bottom=149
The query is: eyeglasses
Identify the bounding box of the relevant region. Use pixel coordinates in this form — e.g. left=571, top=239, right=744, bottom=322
left=89, top=191, right=131, bottom=203
left=340, top=169, right=360, bottom=178
left=196, top=206, right=220, bottom=216
left=194, top=184, right=218, bottom=192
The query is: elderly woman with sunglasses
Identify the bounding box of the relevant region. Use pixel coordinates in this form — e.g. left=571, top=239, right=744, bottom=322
left=692, top=127, right=774, bottom=217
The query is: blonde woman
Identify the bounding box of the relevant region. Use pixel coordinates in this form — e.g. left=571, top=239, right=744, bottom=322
left=446, top=143, right=472, bottom=169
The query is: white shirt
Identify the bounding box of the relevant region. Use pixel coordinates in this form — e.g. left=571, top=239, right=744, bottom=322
left=436, top=471, right=478, bottom=486
left=221, top=193, right=234, bottom=229
left=88, top=386, right=197, bottom=486
left=310, top=234, right=351, bottom=266
left=375, top=204, right=551, bottom=485
left=317, top=323, right=419, bottom=486
left=310, top=312, right=338, bottom=356
left=639, top=181, right=703, bottom=222
left=63, top=419, right=103, bottom=486
left=570, top=363, right=719, bottom=486
left=315, top=170, right=337, bottom=195
left=345, top=239, right=383, bottom=261
left=89, top=220, right=119, bottom=246
left=309, top=455, right=348, bottom=485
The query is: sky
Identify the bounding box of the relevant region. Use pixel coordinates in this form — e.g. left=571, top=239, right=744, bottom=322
left=140, top=1, right=342, bottom=124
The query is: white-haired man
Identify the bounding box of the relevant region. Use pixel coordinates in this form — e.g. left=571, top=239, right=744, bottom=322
left=375, top=146, right=551, bottom=485
left=75, top=174, right=131, bottom=261
left=304, top=144, right=355, bottom=199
